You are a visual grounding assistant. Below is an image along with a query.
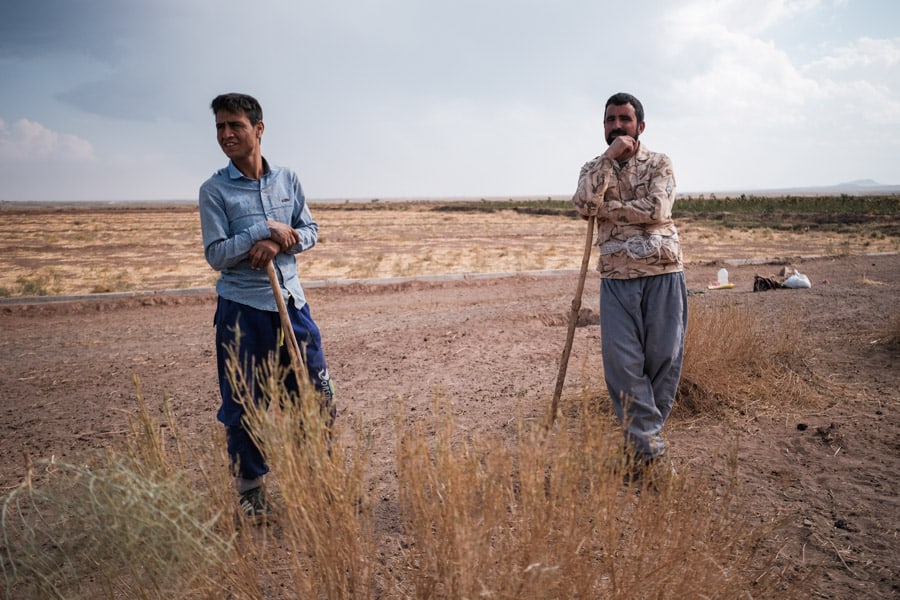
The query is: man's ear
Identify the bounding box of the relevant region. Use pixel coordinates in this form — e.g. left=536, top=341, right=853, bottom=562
left=257, top=121, right=265, bottom=140
left=638, top=121, right=646, bottom=135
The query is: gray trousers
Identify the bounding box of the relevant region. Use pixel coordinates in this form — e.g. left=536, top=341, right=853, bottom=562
left=599, top=272, right=687, bottom=460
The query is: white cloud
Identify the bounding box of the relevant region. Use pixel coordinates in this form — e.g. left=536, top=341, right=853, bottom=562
left=649, top=0, right=900, bottom=191
left=672, top=38, right=819, bottom=119
left=665, top=0, right=824, bottom=40
left=799, top=37, right=900, bottom=124
left=659, top=3, right=824, bottom=129
left=0, top=118, right=94, bottom=161
left=806, top=37, right=900, bottom=70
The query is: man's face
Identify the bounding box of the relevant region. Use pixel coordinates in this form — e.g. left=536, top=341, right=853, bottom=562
left=604, top=102, right=644, bottom=145
left=215, top=109, right=263, bottom=162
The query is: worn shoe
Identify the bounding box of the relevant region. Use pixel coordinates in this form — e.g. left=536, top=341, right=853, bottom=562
left=624, top=455, right=678, bottom=493
left=239, top=486, right=274, bottom=525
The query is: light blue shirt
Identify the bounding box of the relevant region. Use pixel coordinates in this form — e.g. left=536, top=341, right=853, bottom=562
left=199, top=159, right=318, bottom=311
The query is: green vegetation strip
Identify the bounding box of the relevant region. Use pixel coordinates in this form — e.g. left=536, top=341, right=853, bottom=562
left=316, top=194, right=899, bottom=218
left=370, top=194, right=900, bottom=233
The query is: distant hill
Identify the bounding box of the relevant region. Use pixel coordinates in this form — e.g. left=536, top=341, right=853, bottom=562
left=683, top=180, right=900, bottom=197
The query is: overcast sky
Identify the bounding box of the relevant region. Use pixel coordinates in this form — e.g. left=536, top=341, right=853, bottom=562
left=1, top=0, right=897, bottom=202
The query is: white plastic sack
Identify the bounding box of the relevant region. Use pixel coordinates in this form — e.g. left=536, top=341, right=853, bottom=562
left=782, top=273, right=811, bottom=289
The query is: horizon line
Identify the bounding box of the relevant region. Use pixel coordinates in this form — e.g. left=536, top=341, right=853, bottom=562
left=2, top=183, right=899, bottom=205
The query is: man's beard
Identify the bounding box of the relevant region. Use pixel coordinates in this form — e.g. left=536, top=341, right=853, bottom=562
left=606, top=129, right=638, bottom=145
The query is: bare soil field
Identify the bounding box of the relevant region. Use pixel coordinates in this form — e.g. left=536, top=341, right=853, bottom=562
left=1, top=202, right=898, bottom=598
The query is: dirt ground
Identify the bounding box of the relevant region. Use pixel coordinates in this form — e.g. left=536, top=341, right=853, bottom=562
left=1, top=215, right=898, bottom=597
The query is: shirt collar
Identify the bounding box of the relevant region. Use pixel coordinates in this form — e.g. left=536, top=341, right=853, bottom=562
left=226, top=157, right=271, bottom=180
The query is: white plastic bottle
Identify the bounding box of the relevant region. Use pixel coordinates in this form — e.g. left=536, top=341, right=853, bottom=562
left=717, top=268, right=729, bottom=286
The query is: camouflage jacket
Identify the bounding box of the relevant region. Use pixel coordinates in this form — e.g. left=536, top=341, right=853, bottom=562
left=572, top=144, right=683, bottom=279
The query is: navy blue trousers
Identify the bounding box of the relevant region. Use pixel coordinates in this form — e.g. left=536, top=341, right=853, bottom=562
left=214, top=296, right=335, bottom=481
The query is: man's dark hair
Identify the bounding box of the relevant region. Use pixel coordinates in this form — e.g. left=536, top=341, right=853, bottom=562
left=210, top=93, right=263, bottom=125
left=605, top=92, right=644, bottom=124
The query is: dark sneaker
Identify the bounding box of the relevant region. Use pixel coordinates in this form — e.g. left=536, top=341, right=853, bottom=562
left=623, top=455, right=677, bottom=493
left=239, top=487, right=274, bottom=525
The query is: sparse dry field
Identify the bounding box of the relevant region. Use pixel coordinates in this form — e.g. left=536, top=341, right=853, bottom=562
left=1, top=200, right=896, bottom=298
left=1, top=200, right=898, bottom=598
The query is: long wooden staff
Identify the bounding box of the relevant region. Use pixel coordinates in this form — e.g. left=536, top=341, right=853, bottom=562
left=266, top=261, right=306, bottom=381
left=548, top=214, right=596, bottom=427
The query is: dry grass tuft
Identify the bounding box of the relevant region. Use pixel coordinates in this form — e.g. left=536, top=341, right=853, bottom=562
left=0, top=379, right=231, bottom=599
left=678, top=300, right=824, bottom=417
left=860, top=273, right=885, bottom=286
left=394, top=396, right=794, bottom=598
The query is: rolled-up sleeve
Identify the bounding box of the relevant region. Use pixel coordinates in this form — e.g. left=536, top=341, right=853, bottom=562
left=199, top=183, right=270, bottom=271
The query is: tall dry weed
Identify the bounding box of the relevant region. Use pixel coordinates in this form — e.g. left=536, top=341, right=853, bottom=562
left=394, top=394, right=795, bottom=598
left=235, top=355, right=377, bottom=599
left=679, top=300, right=821, bottom=415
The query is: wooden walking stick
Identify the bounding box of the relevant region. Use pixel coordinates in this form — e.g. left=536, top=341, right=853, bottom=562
left=266, top=261, right=306, bottom=380
left=548, top=214, right=596, bottom=427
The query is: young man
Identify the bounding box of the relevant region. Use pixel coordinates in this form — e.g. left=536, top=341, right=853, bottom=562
left=571, top=92, right=687, bottom=481
left=199, top=93, right=335, bottom=521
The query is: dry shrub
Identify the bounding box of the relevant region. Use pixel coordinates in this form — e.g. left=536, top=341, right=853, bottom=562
left=678, top=300, right=822, bottom=416
left=394, top=396, right=796, bottom=599
left=0, top=381, right=231, bottom=599
left=236, top=357, right=377, bottom=599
